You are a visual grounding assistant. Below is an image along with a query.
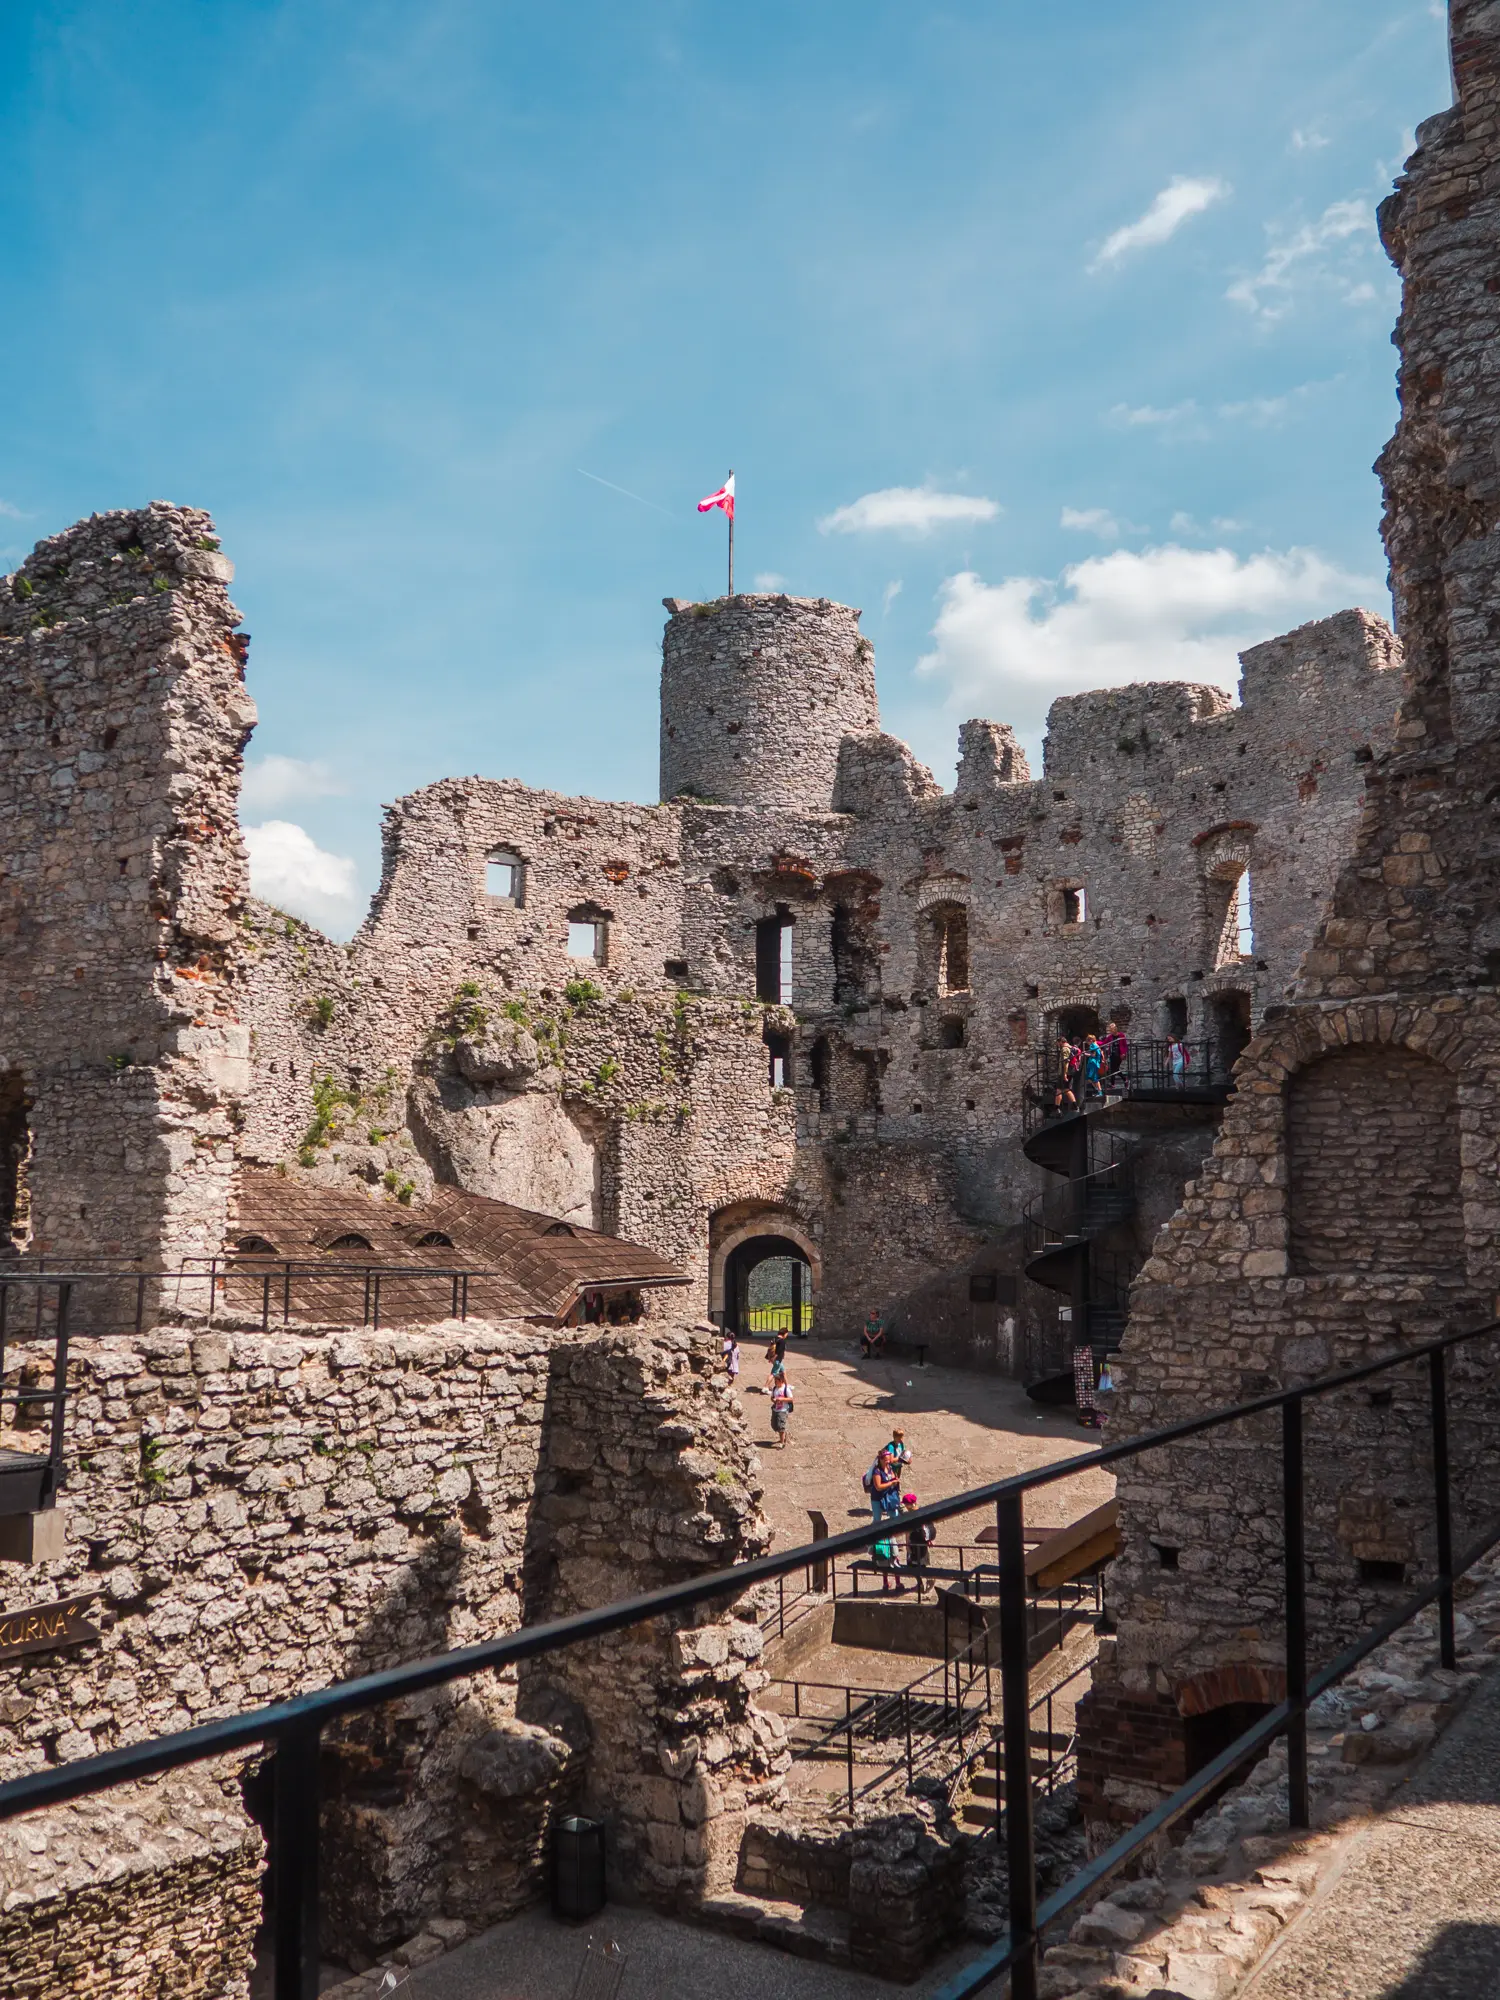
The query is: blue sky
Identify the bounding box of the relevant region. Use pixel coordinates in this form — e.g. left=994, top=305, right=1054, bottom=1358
left=1, top=1, right=1452, bottom=934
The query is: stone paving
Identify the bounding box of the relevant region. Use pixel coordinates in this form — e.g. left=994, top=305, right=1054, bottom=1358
left=1032, top=1560, right=1500, bottom=1999
left=740, top=1333, right=1116, bottom=1553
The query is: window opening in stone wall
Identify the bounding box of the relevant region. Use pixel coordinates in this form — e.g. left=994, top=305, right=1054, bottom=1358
left=485, top=850, right=524, bottom=904
left=0, top=1071, right=31, bottom=1254
left=1165, top=996, right=1189, bottom=1039
left=831, top=902, right=876, bottom=1008
left=755, top=910, right=793, bottom=1004
left=764, top=1026, right=792, bottom=1090
left=1210, top=865, right=1254, bottom=966
left=1062, top=886, right=1085, bottom=927
left=917, top=901, right=970, bottom=998
left=1210, top=990, right=1252, bottom=1068
left=938, top=1016, right=966, bottom=1049
left=567, top=913, right=606, bottom=961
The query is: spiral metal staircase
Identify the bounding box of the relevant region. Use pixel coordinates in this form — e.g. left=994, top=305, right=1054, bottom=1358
left=1020, top=1041, right=1237, bottom=1405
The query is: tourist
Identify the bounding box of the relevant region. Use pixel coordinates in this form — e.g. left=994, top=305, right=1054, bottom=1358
left=769, top=1372, right=793, bottom=1447
left=1168, top=1035, right=1189, bottom=1084
left=722, top=1331, right=740, bottom=1383
left=902, top=1493, right=935, bottom=1595
left=860, top=1309, right=886, bottom=1359
left=1081, top=1034, right=1104, bottom=1100
left=874, top=1523, right=905, bottom=1593
left=766, top=1332, right=787, bottom=1392
left=866, top=1447, right=901, bottom=1524
left=884, top=1426, right=912, bottom=1476
left=1102, top=1019, right=1129, bottom=1091
left=1051, top=1039, right=1078, bottom=1115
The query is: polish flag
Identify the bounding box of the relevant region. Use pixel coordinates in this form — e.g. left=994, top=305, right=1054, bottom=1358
left=698, top=474, right=735, bottom=520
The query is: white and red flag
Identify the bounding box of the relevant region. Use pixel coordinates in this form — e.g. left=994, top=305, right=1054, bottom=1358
left=698, top=473, right=735, bottom=519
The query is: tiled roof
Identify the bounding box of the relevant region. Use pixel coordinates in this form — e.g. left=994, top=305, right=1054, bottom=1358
left=229, top=1170, right=687, bottom=1326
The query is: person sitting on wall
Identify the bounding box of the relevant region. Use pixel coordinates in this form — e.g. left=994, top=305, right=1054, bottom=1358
left=1051, top=1039, right=1078, bottom=1116
left=860, top=1310, right=886, bottom=1358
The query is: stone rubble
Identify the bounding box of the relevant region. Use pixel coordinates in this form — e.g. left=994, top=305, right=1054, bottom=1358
left=1042, top=1559, right=1500, bottom=1998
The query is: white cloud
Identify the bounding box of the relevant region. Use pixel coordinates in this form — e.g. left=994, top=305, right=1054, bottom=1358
left=1060, top=507, right=1121, bottom=539
left=1227, top=198, right=1375, bottom=319
left=244, top=820, right=363, bottom=937
left=916, top=542, right=1376, bottom=747
left=0, top=500, right=26, bottom=519
left=1091, top=176, right=1229, bottom=270
left=241, top=755, right=345, bottom=813
left=753, top=571, right=788, bottom=591
left=1289, top=128, right=1330, bottom=153
left=1106, top=400, right=1198, bottom=429
left=819, top=486, right=1000, bottom=537
left=882, top=579, right=903, bottom=613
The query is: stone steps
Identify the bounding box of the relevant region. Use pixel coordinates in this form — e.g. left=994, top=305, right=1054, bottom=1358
left=698, top=1892, right=852, bottom=1965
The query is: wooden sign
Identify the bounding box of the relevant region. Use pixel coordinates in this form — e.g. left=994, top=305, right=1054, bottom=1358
left=0, top=1595, right=98, bottom=1664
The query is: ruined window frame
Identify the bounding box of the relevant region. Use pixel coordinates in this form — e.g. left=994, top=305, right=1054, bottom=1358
left=485, top=850, right=525, bottom=905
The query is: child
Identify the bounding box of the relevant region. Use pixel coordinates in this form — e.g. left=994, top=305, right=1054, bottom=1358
left=902, top=1493, right=935, bottom=1596
left=722, top=1331, right=740, bottom=1383
left=874, top=1527, right=905, bottom=1593
left=770, top=1374, right=793, bottom=1448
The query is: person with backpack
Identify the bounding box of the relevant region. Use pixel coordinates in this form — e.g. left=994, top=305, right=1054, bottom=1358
left=902, top=1493, right=935, bottom=1596
left=1102, top=1019, right=1129, bottom=1092
left=1051, top=1039, right=1078, bottom=1115
left=864, top=1448, right=900, bottom=1523
left=769, top=1372, right=793, bottom=1447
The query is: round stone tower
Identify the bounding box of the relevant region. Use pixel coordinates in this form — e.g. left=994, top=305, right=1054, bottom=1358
left=660, top=595, right=879, bottom=811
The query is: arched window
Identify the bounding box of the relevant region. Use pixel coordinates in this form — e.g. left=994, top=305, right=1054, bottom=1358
left=236, top=1234, right=278, bottom=1256
left=414, top=1230, right=453, bottom=1248
left=485, top=850, right=524, bottom=904
left=918, top=903, right=969, bottom=996
left=327, top=1232, right=374, bottom=1252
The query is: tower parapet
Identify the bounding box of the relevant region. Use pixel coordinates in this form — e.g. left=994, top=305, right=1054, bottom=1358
left=660, top=595, right=878, bottom=812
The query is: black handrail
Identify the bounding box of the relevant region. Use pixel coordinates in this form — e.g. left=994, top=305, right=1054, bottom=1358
left=1, top=1319, right=1495, bottom=2000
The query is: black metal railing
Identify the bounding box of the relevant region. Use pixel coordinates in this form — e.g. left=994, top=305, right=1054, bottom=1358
left=2, top=1320, right=1497, bottom=2000
left=1022, top=1037, right=1239, bottom=1130
left=0, top=1261, right=532, bottom=1521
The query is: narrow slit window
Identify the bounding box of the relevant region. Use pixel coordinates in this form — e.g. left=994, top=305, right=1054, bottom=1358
left=1062, top=886, right=1085, bottom=927
left=755, top=911, right=794, bottom=1003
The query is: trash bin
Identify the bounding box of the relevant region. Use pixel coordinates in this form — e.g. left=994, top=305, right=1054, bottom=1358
left=553, top=1814, right=606, bottom=1920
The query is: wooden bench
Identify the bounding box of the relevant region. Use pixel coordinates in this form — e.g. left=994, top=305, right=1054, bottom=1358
left=974, top=1499, right=1121, bottom=1592
left=861, top=1334, right=928, bottom=1367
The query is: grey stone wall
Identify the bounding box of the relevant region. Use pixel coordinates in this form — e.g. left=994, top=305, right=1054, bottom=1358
left=1079, top=3, right=1500, bottom=1843
left=660, top=595, right=878, bottom=812
left=0, top=1769, right=262, bottom=2000
left=0, top=503, right=255, bottom=1264
left=0, top=1316, right=780, bottom=1957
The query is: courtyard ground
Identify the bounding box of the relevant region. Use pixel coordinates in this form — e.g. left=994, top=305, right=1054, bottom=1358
left=737, top=1330, right=1116, bottom=1553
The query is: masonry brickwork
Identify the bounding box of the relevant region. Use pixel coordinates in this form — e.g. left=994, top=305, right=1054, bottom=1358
left=0, top=505, right=255, bottom=1267
left=215, top=601, right=1402, bottom=1371
left=1078, top=0, right=1500, bottom=1845
left=0, top=1319, right=782, bottom=1969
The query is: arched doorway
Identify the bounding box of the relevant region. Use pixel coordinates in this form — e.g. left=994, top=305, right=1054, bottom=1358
left=723, top=1234, right=815, bottom=1337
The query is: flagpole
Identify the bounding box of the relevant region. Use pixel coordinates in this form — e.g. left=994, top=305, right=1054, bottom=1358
left=727, top=468, right=735, bottom=597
